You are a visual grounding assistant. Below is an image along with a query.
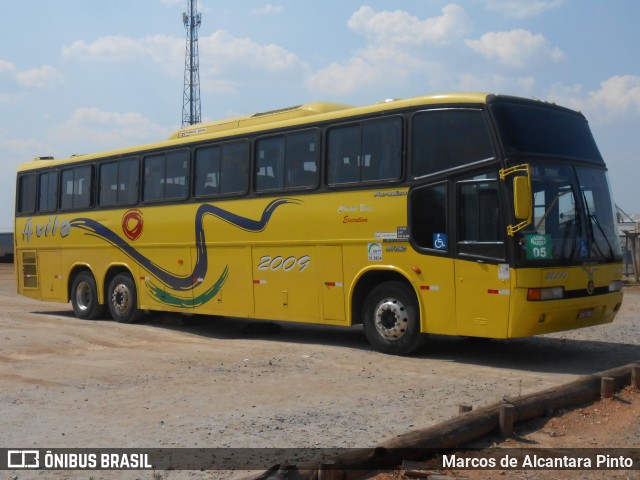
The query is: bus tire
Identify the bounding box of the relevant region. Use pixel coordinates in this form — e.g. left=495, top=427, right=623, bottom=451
left=107, top=273, right=141, bottom=323
left=362, top=281, right=425, bottom=356
left=71, top=271, right=105, bottom=320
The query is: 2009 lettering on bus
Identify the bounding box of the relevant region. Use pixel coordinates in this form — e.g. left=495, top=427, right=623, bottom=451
left=258, top=255, right=311, bottom=272
left=22, top=216, right=71, bottom=243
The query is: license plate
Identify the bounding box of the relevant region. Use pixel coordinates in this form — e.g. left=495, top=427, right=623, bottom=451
left=578, top=308, right=594, bottom=319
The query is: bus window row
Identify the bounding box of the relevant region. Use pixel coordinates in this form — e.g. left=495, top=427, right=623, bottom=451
left=17, top=108, right=496, bottom=216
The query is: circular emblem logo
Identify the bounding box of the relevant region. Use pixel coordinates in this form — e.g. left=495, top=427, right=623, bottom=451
left=586, top=280, right=595, bottom=295
left=122, top=209, right=144, bottom=241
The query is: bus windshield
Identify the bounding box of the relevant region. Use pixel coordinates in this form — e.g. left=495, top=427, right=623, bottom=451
left=515, top=162, right=622, bottom=266
left=491, top=102, right=603, bottom=163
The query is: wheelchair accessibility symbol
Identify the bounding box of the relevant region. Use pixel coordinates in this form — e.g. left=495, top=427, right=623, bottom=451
left=433, top=233, right=447, bottom=250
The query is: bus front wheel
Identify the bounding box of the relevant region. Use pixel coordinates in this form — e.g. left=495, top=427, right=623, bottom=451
left=107, top=273, right=141, bottom=323
left=71, top=271, right=105, bottom=320
left=362, top=281, right=425, bottom=355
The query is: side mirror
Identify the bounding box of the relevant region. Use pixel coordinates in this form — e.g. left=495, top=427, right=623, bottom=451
left=513, top=176, right=531, bottom=220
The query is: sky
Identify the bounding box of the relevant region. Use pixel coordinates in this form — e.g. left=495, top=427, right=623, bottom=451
left=1, top=0, right=639, bottom=231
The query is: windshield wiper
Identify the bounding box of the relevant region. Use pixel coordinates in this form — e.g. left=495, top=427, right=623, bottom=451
left=580, top=190, right=615, bottom=260
left=588, top=213, right=615, bottom=260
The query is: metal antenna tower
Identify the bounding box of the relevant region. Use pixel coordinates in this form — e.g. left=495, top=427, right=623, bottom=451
left=182, top=0, right=202, bottom=128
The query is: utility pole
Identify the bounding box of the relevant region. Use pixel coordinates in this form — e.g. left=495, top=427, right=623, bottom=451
left=182, top=0, right=202, bottom=128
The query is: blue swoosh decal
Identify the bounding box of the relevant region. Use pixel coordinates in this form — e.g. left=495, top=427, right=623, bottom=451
left=71, top=198, right=301, bottom=291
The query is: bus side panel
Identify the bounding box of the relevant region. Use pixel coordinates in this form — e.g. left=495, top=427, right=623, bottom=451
left=136, top=246, right=193, bottom=313
left=252, top=246, right=320, bottom=323
left=413, top=255, right=457, bottom=335
left=454, top=260, right=510, bottom=338
left=191, top=246, right=254, bottom=317
left=38, top=250, right=64, bottom=301
left=317, top=246, right=346, bottom=323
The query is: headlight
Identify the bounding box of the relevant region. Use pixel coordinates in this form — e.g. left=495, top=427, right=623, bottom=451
left=527, top=287, right=564, bottom=301
left=608, top=280, right=623, bottom=292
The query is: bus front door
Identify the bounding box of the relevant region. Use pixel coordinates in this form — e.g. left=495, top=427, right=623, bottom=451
left=454, top=175, right=510, bottom=338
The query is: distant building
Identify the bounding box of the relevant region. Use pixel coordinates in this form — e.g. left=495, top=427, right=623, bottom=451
left=0, top=233, right=13, bottom=263
left=617, top=210, right=639, bottom=281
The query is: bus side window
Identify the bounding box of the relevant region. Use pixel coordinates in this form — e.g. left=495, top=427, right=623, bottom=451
left=327, top=125, right=360, bottom=185
left=99, top=158, right=138, bottom=207
left=99, top=162, right=118, bottom=206
left=118, top=158, right=139, bottom=205
left=38, top=171, right=58, bottom=213
left=143, top=155, right=164, bottom=201
left=61, top=166, right=92, bottom=210
left=285, top=131, right=318, bottom=189
left=143, top=150, right=189, bottom=201
left=220, top=142, right=249, bottom=195
left=327, top=118, right=402, bottom=185
left=17, top=173, right=37, bottom=215
left=411, top=109, right=494, bottom=177
left=409, top=182, right=448, bottom=252
left=195, top=146, right=221, bottom=197
left=165, top=151, right=189, bottom=200
left=362, top=118, right=402, bottom=182
left=256, top=137, right=285, bottom=191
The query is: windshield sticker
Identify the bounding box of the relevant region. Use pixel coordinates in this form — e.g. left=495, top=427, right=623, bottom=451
left=526, top=234, right=551, bottom=260
left=579, top=239, right=589, bottom=258
left=368, top=243, right=383, bottom=261
left=433, top=233, right=447, bottom=250
left=498, top=264, right=510, bottom=280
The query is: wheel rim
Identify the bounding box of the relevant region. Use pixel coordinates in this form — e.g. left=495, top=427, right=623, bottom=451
left=373, top=298, right=409, bottom=339
left=111, top=282, right=132, bottom=315
left=75, top=281, right=92, bottom=312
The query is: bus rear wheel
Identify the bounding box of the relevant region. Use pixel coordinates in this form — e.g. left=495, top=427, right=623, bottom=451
left=362, top=281, right=425, bottom=355
left=107, top=273, right=141, bottom=323
left=71, top=271, right=105, bottom=320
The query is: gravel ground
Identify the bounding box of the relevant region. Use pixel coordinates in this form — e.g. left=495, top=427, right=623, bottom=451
left=0, top=264, right=638, bottom=479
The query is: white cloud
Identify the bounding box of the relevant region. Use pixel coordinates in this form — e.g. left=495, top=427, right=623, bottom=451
left=306, top=57, right=379, bottom=96
left=251, top=4, right=284, bottom=15
left=348, top=4, right=471, bottom=45
left=50, top=107, right=172, bottom=152
left=482, top=0, right=564, bottom=19
left=466, top=29, right=565, bottom=68
left=15, top=65, right=65, bottom=88
left=0, top=60, right=15, bottom=75
left=307, top=5, right=468, bottom=97
left=62, top=35, right=155, bottom=62
left=548, top=75, right=640, bottom=124
left=587, top=75, right=640, bottom=115
left=456, top=73, right=536, bottom=96
left=0, top=127, right=50, bottom=158
left=306, top=43, right=431, bottom=96
left=201, top=30, right=301, bottom=74
left=60, top=30, right=301, bottom=89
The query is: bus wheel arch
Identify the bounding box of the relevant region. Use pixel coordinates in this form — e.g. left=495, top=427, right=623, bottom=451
left=69, top=268, right=106, bottom=320
left=353, top=271, right=425, bottom=355
left=105, top=267, right=142, bottom=323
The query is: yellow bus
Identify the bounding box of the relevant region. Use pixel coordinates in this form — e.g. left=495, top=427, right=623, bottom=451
left=14, top=93, right=624, bottom=355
